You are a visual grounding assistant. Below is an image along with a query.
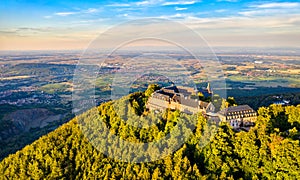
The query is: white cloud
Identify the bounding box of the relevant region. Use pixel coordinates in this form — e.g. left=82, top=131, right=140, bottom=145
left=239, top=9, right=276, bottom=16
left=162, top=1, right=197, bottom=6
left=159, top=13, right=190, bottom=19
left=107, top=3, right=131, bottom=7
left=171, top=13, right=186, bottom=18
left=136, top=1, right=151, bottom=6
left=216, top=0, right=238, bottom=2
left=183, top=14, right=300, bottom=31
left=135, top=0, right=166, bottom=6
left=64, top=18, right=107, bottom=27
left=52, top=8, right=100, bottom=17
left=253, top=2, right=300, bottom=9
left=215, top=9, right=227, bottom=13
left=239, top=8, right=300, bottom=17
left=239, top=2, right=300, bottom=17
left=107, top=0, right=163, bottom=7
left=55, top=12, right=77, bottom=16
left=0, top=27, right=58, bottom=37
left=43, top=15, right=52, bottom=19
left=107, top=0, right=196, bottom=8
left=175, top=7, right=188, bottom=11
left=85, top=8, right=98, bottom=13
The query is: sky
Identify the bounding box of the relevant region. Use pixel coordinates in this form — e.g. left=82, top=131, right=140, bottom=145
left=0, top=0, right=300, bottom=50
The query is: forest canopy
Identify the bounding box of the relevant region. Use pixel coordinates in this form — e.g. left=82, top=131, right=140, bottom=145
left=0, top=86, right=299, bottom=179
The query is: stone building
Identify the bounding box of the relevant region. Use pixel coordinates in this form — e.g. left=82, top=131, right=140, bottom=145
left=146, top=85, right=257, bottom=130
left=146, top=85, right=215, bottom=115
left=217, top=105, right=257, bottom=129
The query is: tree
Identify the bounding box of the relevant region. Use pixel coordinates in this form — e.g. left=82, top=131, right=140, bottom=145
left=227, top=97, right=237, bottom=106
left=198, top=92, right=205, bottom=101
left=0, top=95, right=299, bottom=180
left=220, top=98, right=229, bottom=110
left=285, top=105, right=300, bottom=129
left=152, top=167, right=162, bottom=180
left=234, top=131, right=259, bottom=178
left=145, top=84, right=160, bottom=98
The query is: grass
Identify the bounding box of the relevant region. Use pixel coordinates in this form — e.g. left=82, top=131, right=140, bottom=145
left=39, top=82, right=72, bottom=94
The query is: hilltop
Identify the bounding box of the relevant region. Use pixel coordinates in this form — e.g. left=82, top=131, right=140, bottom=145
left=0, top=87, right=300, bottom=179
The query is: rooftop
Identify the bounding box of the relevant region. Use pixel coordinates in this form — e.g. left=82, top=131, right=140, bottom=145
left=151, top=85, right=210, bottom=109
left=219, top=105, right=256, bottom=116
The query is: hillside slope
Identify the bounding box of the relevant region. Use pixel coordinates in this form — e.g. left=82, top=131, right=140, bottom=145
left=1, top=93, right=300, bottom=179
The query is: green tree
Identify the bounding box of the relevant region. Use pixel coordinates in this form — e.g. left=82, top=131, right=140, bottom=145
left=285, top=105, right=300, bottom=129
left=145, top=84, right=160, bottom=98
left=227, top=97, right=237, bottom=106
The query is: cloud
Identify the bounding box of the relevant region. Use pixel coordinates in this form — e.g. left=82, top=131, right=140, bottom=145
left=52, top=7, right=100, bottom=18
left=253, top=2, right=300, bottom=9
left=215, top=9, right=226, bottom=13
left=175, top=7, right=188, bottom=11
left=67, top=19, right=107, bottom=26
left=169, top=13, right=186, bottom=18
left=216, top=0, right=238, bottom=2
left=187, top=16, right=300, bottom=47
left=107, top=0, right=164, bottom=7
left=107, top=3, right=131, bottom=7
left=85, top=8, right=98, bottom=13
left=55, top=12, right=77, bottom=16
left=239, top=8, right=300, bottom=17
left=17, top=27, right=47, bottom=31
left=136, top=1, right=151, bottom=6
left=239, top=2, right=300, bottom=17
left=109, top=0, right=197, bottom=8
left=0, top=27, right=58, bottom=37
left=159, top=13, right=190, bottom=19
left=162, top=1, right=197, bottom=6
left=238, top=9, right=275, bottom=16
left=0, top=30, right=17, bottom=34
left=183, top=14, right=300, bottom=32
left=135, top=0, right=166, bottom=6
left=43, top=15, right=52, bottom=19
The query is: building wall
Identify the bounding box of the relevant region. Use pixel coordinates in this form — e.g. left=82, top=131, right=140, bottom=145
left=169, top=101, right=181, bottom=110
left=228, top=116, right=257, bottom=128
left=147, top=97, right=170, bottom=111
left=218, top=112, right=257, bottom=129
left=147, top=96, right=201, bottom=115
left=180, top=104, right=199, bottom=114
left=148, top=92, right=257, bottom=129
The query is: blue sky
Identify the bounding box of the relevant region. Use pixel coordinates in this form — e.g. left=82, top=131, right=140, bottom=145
left=0, top=0, right=300, bottom=50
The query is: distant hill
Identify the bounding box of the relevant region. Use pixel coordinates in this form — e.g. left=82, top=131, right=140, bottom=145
left=0, top=89, right=299, bottom=179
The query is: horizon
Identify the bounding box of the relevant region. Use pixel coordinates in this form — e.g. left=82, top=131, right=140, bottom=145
left=1, top=46, right=300, bottom=53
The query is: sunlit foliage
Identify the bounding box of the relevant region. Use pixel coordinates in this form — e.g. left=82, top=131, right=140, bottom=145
left=0, top=89, right=299, bottom=179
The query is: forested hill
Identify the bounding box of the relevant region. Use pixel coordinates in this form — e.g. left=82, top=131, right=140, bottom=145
left=0, top=90, right=300, bottom=179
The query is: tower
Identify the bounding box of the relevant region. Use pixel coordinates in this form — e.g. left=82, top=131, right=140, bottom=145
left=207, top=82, right=212, bottom=94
